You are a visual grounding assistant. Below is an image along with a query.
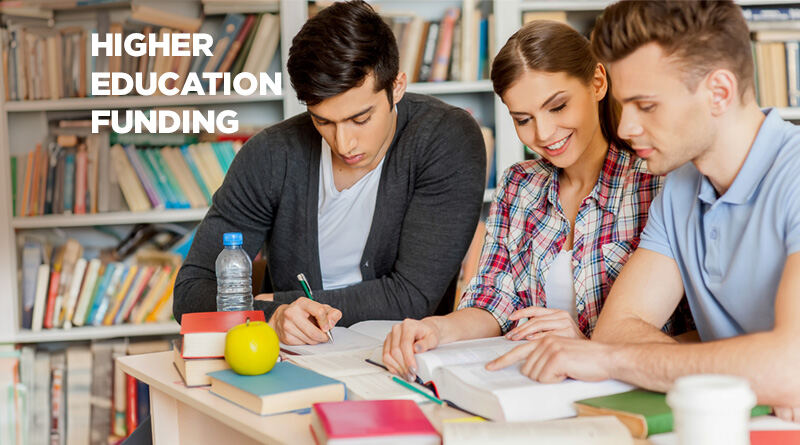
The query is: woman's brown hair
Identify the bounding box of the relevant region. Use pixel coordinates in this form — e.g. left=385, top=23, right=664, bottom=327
left=491, top=20, right=629, bottom=151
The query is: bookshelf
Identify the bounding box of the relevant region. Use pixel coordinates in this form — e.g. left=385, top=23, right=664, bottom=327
left=0, top=0, right=525, bottom=344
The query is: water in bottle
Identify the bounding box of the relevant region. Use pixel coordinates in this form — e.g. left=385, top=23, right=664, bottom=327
left=216, top=232, right=253, bottom=311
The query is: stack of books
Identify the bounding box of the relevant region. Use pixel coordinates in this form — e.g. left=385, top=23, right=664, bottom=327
left=172, top=310, right=264, bottom=387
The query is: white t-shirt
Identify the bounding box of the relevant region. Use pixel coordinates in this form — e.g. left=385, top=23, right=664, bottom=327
left=317, top=139, right=385, bottom=290
left=544, top=249, right=577, bottom=320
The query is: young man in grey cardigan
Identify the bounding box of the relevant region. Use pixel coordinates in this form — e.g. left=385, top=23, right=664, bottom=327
left=173, top=1, right=486, bottom=345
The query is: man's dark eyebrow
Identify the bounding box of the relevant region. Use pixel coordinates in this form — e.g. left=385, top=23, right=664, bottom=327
left=308, top=106, right=374, bottom=123
left=620, top=94, right=655, bottom=104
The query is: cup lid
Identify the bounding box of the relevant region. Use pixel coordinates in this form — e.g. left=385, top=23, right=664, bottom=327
left=667, top=374, right=756, bottom=410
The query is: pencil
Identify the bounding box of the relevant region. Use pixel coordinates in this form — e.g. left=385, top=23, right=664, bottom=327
left=297, top=273, right=334, bottom=343
left=390, top=376, right=444, bottom=405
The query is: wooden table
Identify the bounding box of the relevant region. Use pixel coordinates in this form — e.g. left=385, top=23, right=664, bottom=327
left=117, top=351, right=470, bottom=444
left=118, top=351, right=799, bottom=444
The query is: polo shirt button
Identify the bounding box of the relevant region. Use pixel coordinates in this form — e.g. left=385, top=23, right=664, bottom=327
left=710, top=228, right=718, bottom=240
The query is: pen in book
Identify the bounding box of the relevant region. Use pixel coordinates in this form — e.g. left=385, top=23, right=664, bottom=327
left=297, top=273, right=334, bottom=343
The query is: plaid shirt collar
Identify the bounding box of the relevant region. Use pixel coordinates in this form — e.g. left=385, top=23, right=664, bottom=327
left=534, top=143, right=631, bottom=216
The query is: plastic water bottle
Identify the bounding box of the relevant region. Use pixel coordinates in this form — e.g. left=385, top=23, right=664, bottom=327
left=216, top=232, right=253, bottom=312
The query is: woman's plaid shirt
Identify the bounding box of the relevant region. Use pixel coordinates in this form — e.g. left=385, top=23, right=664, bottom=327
left=458, top=145, right=664, bottom=337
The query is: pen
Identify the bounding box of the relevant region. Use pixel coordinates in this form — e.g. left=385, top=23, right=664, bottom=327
left=390, top=376, right=443, bottom=405
left=297, top=273, right=334, bottom=343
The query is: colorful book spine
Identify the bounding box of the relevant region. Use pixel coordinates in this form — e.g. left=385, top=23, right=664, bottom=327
left=180, top=145, right=212, bottom=203
left=138, top=148, right=176, bottom=208
left=150, top=150, right=190, bottom=209
left=63, top=149, right=75, bottom=214
left=123, top=144, right=162, bottom=209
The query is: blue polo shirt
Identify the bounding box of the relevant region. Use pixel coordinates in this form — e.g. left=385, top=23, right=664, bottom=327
left=639, top=109, right=800, bottom=341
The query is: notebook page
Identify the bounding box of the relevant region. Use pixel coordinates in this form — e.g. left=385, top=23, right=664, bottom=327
left=286, top=348, right=380, bottom=378
left=347, top=320, right=398, bottom=341
left=337, top=373, right=430, bottom=403
left=280, top=326, right=381, bottom=355
left=442, top=416, right=633, bottom=445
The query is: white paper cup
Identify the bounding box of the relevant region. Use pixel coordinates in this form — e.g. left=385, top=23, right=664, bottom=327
left=667, top=374, right=756, bottom=445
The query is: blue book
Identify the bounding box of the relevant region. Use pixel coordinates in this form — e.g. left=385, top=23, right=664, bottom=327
left=151, top=150, right=190, bottom=209
left=140, top=149, right=179, bottom=209
left=86, top=263, right=116, bottom=325
left=63, top=149, right=75, bottom=213
left=207, top=362, right=345, bottom=416
left=477, top=17, right=489, bottom=80
left=180, top=145, right=212, bottom=203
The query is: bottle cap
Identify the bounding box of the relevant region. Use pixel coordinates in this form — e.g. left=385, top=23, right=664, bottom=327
left=223, top=232, right=243, bottom=247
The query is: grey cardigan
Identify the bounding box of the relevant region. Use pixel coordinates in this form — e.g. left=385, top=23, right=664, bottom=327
left=173, top=93, right=486, bottom=326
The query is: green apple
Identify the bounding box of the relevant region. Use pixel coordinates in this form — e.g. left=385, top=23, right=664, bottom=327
left=224, top=319, right=280, bottom=375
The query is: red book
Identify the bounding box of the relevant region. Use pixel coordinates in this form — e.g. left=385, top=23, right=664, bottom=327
left=309, top=400, right=439, bottom=445
left=751, top=430, right=800, bottom=445
left=180, top=311, right=265, bottom=358
left=42, top=269, right=61, bottom=329
left=126, top=375, right=138, bottom=435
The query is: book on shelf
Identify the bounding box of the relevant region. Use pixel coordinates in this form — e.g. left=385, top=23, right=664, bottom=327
left=180, top=310, right=266, bottom=358
left=382, top=1, right=492, bottom=84
left=172, top=339, right=230, bottom=387
left=309, top=400, right=439, bottom=445
left=574, top=389, right=772, bottom=439
left=2, top=7, right=280, bottom=101
left=10, top=126, right=242, bottom=218
left=207, top=362, right=346, bottom=416
left=20, top=235, right=181, bottom=331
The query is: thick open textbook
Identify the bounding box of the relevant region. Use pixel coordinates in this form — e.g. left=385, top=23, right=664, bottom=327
left=370, top=336, right=633, bottom=422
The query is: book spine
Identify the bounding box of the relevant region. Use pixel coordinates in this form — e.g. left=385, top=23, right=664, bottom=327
left=180, top=145, right=212, bottom=203
left=124, top=145, right=162, bottom=209
left=74, top=145, right=88, bottom=214
left=63, top=149, right=75, bottom=213
left=126, top=374, right=138, bottom=434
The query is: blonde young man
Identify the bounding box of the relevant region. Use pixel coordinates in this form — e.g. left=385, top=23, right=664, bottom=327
left=488, top=0, right=800, bottom=422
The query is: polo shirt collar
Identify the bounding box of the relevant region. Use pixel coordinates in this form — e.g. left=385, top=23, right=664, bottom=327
left=708, top=108, right=783, bottom=205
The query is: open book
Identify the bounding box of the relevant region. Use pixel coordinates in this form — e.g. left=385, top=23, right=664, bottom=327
left=370, top=336, right=633, bottom=422
left=279, top=320, right=397, bottom=356
left=281, top=321, right=432, bottom=402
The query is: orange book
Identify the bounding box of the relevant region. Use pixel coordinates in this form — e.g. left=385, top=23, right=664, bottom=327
left=28, top=144, right=43, bottom=216
left=20, top=150, right=34, bottom=217
left=144, top=268, right=178, bottom=323
left=180, top=311, right=266, bottom=359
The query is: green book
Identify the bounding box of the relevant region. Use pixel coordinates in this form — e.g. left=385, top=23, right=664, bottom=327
left=575, top=389, right=771, bottom=438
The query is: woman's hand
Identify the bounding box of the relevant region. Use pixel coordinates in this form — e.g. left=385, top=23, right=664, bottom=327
left=505, top=306, right=585, bottom=341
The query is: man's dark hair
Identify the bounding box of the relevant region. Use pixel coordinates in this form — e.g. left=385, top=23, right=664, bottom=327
left=287, top=0, right=399, bottom=107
